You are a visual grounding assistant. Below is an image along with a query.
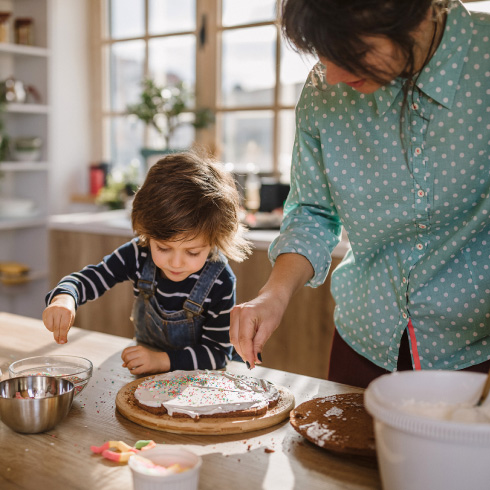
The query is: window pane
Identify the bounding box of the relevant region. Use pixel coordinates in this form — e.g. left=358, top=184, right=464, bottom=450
left=467, top=1, right=490, bottom=12
left=149, top=0, right=196, bottom=35
left=149, top=35, right=196, bottom=88
left=222, top=0, right=276, bottom=26
left=280, top=43, right=316, bottom=106
left=148, top=112, right=196, bottom=151
left=109, top=40, right=145, bottom=112
left=106, top=116, right=144, bottom=167
left=109, top=0, right=145, bottom=39
left=221, top=111, right=274, bottom=173
left=221, top=26, right=276, bottom=107
left=278, top=110, right=296, bottom=182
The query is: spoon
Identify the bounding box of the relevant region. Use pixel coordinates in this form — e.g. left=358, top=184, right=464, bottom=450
left=476, top=367, right=490, bottom=406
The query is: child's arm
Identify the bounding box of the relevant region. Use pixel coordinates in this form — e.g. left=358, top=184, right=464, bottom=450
left=42, top=294, right=76, bottom=344
left=43, top=240, right=141, bottom=345
left=121, top=346, right=171, bottom=375
left=45, top=239, right=140, bottom=310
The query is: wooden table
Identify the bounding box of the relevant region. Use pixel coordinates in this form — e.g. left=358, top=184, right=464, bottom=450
left=0, top=312, right=380, bottom=490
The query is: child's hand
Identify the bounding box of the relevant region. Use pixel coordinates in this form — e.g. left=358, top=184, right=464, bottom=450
left=121, top=346, right=171, bottom=375
left=42, top=294, right=76, bottom=344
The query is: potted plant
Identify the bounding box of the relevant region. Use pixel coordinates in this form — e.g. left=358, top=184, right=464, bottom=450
left=126, top=79, right=214, bottom=161
left=96, top=161, right=140, bottom=210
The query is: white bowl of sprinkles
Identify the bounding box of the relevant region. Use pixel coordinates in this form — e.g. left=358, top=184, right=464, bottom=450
left=128, top=445, right=202, bottom=490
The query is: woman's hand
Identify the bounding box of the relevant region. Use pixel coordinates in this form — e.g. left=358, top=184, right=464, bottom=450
left=42, top=294, right=76, bottom=344
left=230, top=291, right=288, bottom=369
left=230, top=253, right=314, bottom=369
left=121, top=346, right=171, bottom=375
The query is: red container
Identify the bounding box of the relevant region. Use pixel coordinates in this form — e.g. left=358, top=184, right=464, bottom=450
left=90, top=165, right=105, bottom=195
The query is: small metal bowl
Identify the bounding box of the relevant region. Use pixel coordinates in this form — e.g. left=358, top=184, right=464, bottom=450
left=0, top=376, right=74, bottom=433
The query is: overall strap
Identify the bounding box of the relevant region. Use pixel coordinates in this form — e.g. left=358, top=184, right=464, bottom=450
left=183, top=251, right=228, bottom=317
left=136, top=250, right=157, bottom=299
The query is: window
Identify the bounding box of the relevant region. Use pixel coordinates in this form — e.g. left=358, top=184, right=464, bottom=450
left=94, top=0, right=315, bottom=178
left=95, top=1, right=487, bottom=177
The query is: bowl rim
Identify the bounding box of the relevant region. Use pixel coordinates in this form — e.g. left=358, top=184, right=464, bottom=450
left=0, top=375, right=75, bottom=399
left=365, top=371, right=490, bottom=444
left=128, top=445, right=202, bottom=479
left=8, top=355, right=93, bottom=379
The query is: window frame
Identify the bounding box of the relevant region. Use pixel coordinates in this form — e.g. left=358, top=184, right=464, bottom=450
left=91, top=0, right=302, bottom=176
left=90, top=1, right=487, bottom=175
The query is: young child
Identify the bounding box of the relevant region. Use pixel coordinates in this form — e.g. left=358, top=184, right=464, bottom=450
left=43, top=151, right=251, bottom=375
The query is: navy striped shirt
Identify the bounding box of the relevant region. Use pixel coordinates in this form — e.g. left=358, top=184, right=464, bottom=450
left=45, top=238, right=235, bottom=370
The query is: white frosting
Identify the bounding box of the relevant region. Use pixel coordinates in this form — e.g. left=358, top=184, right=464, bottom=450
left=134, top=370, right=280, bottom=419
left=400, top=399, right=490, bottom=424
left=300, top=422, right=336, bottom=447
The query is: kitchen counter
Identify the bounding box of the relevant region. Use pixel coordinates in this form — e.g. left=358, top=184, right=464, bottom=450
left=48, top=210, right=350, bottom=257
left=0, top=312, right=380, bottom=490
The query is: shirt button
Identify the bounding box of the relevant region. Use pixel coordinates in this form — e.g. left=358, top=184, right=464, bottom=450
left=402, top=277, right=407, bottom=283
left=416, top=243, right=424, bottom=250
left=419, top=224, right=427, bottom=229
left=414, top=147, right=422, bottom=156
left=412, top=103, right=419, bottom=110
left=417, top=190, right=425, bottom=197
left=402, top=312, right=408, bottom=319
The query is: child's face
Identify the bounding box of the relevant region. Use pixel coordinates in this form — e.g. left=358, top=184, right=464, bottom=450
left=149, top=235, right=212, bottom=282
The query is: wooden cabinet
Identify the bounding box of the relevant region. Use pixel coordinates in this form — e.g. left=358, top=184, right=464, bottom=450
left=49, top=229, right=340, bottom=379
left=231, top=252, right=340, bottom=379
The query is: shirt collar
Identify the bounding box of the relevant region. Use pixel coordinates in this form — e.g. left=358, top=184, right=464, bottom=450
left=374, top=0, right=473, bottom=116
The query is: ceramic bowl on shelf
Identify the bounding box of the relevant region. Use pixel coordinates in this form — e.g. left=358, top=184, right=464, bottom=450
left=0, top=375, right=74, bottom=433
left=9, top=355, right=93, bottom=397
left=0, top=197, right=36, bottom=218
left=11, top=136, right=43, bottom=162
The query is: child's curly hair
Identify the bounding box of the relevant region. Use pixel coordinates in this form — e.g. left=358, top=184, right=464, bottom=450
left=131, top=150, right=251, bottom=262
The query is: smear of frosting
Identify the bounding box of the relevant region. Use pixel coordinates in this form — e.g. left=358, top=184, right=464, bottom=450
left=134, top=370, right=280, bottom=418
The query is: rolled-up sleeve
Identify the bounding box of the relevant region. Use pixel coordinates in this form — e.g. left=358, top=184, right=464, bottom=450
left=269, top=89, right=342, bottom=287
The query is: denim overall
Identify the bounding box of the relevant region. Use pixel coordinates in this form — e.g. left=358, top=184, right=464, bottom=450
left=131, top=252, right=227, bottom=351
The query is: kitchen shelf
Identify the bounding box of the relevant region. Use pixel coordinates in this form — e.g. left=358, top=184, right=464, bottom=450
left=0, top=270, right=48, bottom=293
left=6, top=103, right=50, bottom=114
left=0, top=216, right=47, bottom=231
left=0, top=42, right=50, bottom=58
left=0, top=161, right=49, bottom=171
left=0, top=0, right=51, bottom=320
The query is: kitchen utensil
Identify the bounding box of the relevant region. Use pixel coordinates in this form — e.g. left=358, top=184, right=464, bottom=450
left=0, top=376, right=74, bottom=433
left=476, top=367, right=490, bottom=406
left=9, top=355, right=93, bottom=396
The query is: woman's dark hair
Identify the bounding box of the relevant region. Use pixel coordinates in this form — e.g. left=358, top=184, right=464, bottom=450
left=281, top=0, right=442, bottom=85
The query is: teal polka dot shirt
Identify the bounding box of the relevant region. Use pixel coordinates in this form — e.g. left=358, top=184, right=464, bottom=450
left=270, top=1, right=490, bottom=371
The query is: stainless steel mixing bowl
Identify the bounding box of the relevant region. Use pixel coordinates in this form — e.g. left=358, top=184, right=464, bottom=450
left=0, top=376, right=74, bottom=433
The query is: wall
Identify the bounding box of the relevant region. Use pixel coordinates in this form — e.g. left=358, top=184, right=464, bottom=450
left=48, top=0, right=92, bottom=214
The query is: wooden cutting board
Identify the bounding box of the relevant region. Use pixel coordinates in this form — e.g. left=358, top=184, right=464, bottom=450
left=115, top=376, right=295, bottom=435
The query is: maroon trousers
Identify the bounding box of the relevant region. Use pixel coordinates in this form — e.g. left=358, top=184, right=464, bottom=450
left=328, top=328, right=490, bottom=389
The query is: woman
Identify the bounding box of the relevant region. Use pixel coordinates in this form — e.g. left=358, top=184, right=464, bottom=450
left=230, top=0, right=490, bottom=388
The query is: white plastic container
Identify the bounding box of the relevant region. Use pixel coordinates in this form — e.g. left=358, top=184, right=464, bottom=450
left=128, top=445, right=202, bottom=490
left=365, top=370, right=490, bottom=490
